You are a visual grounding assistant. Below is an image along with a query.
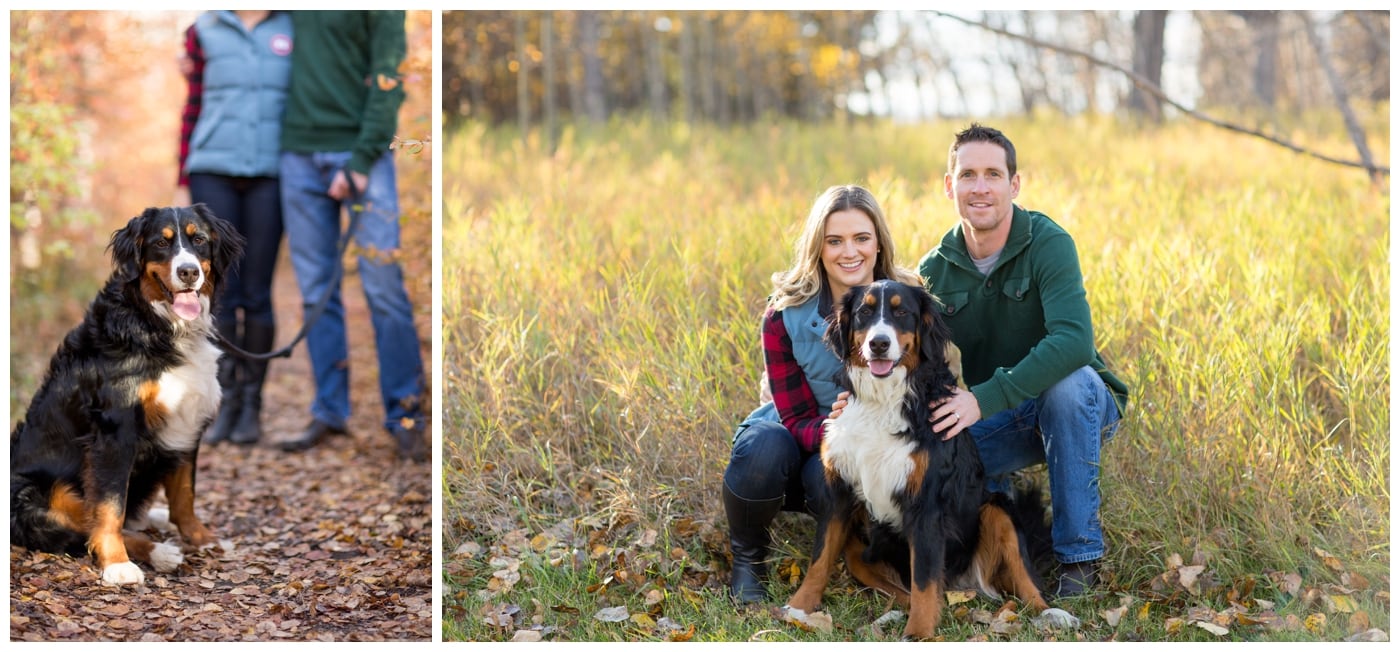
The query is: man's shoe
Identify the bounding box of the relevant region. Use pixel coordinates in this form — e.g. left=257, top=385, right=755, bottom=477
left=1053, top=560, right=1100, bottom=599
left=280, top=419, right=348, bottom=452
left=392, top=423, right=429, bottom=463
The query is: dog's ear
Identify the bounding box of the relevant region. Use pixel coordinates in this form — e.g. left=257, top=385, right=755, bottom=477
left=108, top=209, right=159, bottom=283
left=917, top=286, right=952, bottom=368
left=194, top=203, right=246, bottom=282
left=825, top=288, right=858, bottom=363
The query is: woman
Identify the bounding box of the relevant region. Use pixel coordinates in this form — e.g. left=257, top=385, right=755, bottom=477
left=724, top=185, right=921, bottom=603
left=177, top=10, right=293, bottom=446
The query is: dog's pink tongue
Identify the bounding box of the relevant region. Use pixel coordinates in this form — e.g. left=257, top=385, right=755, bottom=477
left=869, top=359, right=896, bottom=376
left=172, top=291, right=202, bottom=321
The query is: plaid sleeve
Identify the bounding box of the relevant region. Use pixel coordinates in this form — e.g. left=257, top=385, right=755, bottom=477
left=763, top=308, right=828, bottom=453
left=177, top=23, right=204, bottom=187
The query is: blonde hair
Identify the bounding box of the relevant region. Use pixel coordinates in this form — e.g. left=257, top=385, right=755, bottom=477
left=769, top=185, right=920, bottom=312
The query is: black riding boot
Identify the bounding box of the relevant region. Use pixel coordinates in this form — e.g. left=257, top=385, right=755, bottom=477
left=204, top=321, right=242, bottom=445
left=229, top=320, right=275, bottom=445
left=723, top=483, right=785, bottom=604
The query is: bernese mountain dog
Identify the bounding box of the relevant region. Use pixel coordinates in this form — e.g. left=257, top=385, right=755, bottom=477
left=10, top=204, right=244, bottom=586
left=783, top=279, right=1078, bottom=639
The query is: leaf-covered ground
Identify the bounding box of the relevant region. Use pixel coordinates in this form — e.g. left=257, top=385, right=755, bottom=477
left=10, top=264, right=433, bottom=642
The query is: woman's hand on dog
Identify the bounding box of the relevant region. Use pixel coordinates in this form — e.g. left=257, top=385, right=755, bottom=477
left=932, top=388, right=980, bottom=440
left=829, top=392, right=850, bottom=420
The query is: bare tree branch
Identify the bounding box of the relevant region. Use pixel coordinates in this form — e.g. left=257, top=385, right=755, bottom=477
left=1299, top=11, right=1384, bottom=185
left=933, top=11, right=1389, bottom=178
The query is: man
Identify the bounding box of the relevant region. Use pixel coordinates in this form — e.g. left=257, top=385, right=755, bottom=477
left=918, top=123, right=1128, bottom=598
left=277, top=10, right=428, bottom=463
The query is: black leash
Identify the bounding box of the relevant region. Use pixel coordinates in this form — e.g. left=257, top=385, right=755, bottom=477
left=213, top=167, right=367, bottom=361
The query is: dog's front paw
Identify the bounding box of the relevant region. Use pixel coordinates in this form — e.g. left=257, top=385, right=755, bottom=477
left=150, top=542, right=185, bottom=573
left=101, top=561, right=146, bottom=586
left=1034, top=607, right=1080, bottom=630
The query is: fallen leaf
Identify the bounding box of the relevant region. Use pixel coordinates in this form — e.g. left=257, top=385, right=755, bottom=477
left=1313, top=548, right=1345, bottom=573
left=1177, top=565, right=1206, bottom=594
left=1346, top=629, right=1389, bottom=642
left=1194, top=621, right=1229, bottom=636
left=1164, top=617, right=1184, bottom=635
left=1348, top=610, right=1370, bottom=634
left=668, top=624, right=696, bottom=642
left=1102, top=605, right=1128, bottom=627
left=1325, top=593, right=1359, bottom=614
left=946, top=590, right=976, bottom=606
left=594, top=606, right=629, bottom=623
left=782, top=606, right=833, bottom=633
left=511, top=630, right=542, bottom=643
left=1304, top=612, right=1327, bottom=634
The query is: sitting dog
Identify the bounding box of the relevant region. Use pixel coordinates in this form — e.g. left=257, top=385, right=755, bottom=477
left=784, top=279, right=1077, bottom=639
left=10, top=205, right=244, bottom=585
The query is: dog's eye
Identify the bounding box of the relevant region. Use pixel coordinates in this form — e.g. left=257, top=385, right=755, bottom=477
left=894, top=308, right=908, bottom=316
left=192, top=235, right=207, bottom=245
left=154, top=239, right=170, bottom=249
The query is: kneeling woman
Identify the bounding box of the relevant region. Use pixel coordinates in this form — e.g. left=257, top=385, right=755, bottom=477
left=723, top=185, right=921, bottom=603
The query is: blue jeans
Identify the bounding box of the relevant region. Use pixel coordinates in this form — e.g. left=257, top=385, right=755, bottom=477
left=188, top=173, right=283, bottom=330
left=279, top=151, right=426, bottom=432
left=968, top=366, right=1121, bottom=564
left=724, top=420, right=830, bottom=519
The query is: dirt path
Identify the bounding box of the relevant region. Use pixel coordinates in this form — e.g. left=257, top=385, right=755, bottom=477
left=10, top=247, right=434, bottom=642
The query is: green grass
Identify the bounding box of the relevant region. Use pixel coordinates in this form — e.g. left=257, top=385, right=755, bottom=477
left=440, top=114, right=1390, bottom=642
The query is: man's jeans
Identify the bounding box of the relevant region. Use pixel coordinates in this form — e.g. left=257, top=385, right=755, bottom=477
left=279, top=150, right=426, bottom=432
left=968, top=366, right=1121, bottom=564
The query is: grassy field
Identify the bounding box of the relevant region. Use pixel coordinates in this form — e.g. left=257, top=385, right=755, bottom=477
left=440, top=114, right=1390, bottom=642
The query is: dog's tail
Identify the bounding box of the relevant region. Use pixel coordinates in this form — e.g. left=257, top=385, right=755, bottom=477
left=990, top=485, right=1055, bottom=592
left=10, top=468, right=89, bottom=558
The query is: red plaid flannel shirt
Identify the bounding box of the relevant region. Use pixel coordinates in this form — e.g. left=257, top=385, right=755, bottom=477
left=762, top=307, right=829, bottom=453
left=177, top=23, right=205, bottom=187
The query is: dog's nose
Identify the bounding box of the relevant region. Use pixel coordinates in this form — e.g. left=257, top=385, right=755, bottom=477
left=177, top=263, right=201, bottom=286
left=869, top=334, right=890, bottom=356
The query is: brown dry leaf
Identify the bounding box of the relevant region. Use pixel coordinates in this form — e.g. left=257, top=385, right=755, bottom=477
left=630, top=613, right=656, bottom=632
left=782, top=607, right=834, bottom=633
left=1341, top=572, right=1371, bottom=591
left=1163, top=618, right=1185, bottom=635
left=1165, top=553, right=1184, bottom=570
left=1177, top=565, right=1206, bottom=594
left=988, top=610, right=1021, bottom=636
left=644, top=589, right=665, bottom=607
left=1270, top=571, right=1303, bottom=597
left=511, top=630, right=543, bottom=643
left=1313, top=548, right=1345, bottom=573
left=668, top=624, right=697, bottom=642
left=1194, top=621, right=1229, bottom=636
left=1348, top=610, right=1370, bottom=634
left=1346, top=629, right=1389, bottom=642
left=1102, top=605, right=1129, bottom=628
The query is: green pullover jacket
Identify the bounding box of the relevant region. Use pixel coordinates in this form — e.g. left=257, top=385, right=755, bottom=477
left=280, top=10, right=405, bottom=176
left=917, top=206, right=1129, bottom=419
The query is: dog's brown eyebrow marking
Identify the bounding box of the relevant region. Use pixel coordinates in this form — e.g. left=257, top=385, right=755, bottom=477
left=185, top=223, right=197, bottom=236
left=162, top=227, right=175, bottom=240
left=863, top=292, right=877, bottom=306
left=890, top=293, right=902, bottom=307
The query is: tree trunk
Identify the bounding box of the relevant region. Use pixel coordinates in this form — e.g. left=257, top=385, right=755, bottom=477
left=1239, top=11, right=1280, bottom=109
left=643, top=12, right=668, bottom=119
left=1128, top=10, right=1167, bottom=121
left=1299, top=11, right=1382, bottom=186
left=579, top=10, right=607, bottom=123
left=515, top=13, right=529, bottom=141
left=542, top=13, right=557, bottom=153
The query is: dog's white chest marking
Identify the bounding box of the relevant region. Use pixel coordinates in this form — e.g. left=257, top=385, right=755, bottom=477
left=822, top=367, right=917, bottom=527
left=152, top=335, right=222, bottom=451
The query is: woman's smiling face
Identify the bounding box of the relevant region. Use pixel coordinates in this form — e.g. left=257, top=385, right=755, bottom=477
left=821, top=208, right=879, bottom=302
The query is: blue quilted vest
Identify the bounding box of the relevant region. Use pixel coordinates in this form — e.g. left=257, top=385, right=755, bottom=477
left=185, top=11, right=293, bottom=179
left=736, top=294, right=844, bottom=434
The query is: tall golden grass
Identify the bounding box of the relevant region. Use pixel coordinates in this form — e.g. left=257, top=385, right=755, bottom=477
left=442, top=114, right=1389, bottom=630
